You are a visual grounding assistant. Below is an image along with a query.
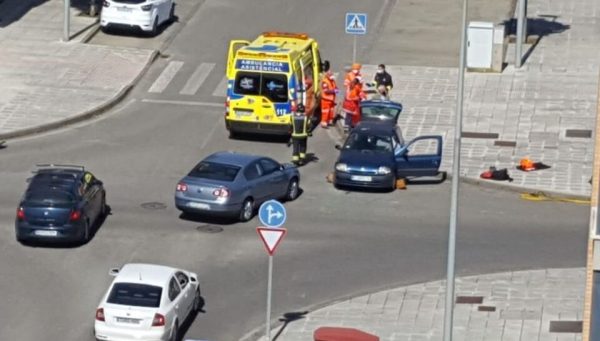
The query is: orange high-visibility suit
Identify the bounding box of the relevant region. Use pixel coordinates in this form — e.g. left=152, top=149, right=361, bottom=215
left=320, top=72, right=338, bottom=127
left=344, top=63, right=362, bottom=92
left=342, top=79, right=366, bottom=128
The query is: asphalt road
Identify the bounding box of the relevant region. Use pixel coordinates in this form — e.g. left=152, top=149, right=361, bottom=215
left=0, top=1, right=588, bottom=341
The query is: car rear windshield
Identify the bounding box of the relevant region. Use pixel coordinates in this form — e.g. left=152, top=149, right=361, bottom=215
left=234, top=72, right=288, bottom=103
left=24, top=190, right=75, bottom=208
left=188, top=161, right=241, bottom=182
left=107, top=283, right=162, bottom=308
left=111, top=0, right=145, bottom=4
left=361, top=106, right=401, bottom=121
left=344, top=133, right=393, bottom=153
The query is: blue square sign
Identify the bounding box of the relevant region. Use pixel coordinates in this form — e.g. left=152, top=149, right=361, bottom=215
left=345, top=13, right=367, bottom=35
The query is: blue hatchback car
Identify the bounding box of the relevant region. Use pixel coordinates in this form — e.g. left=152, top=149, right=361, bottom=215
left=15, top=165, right=107, bottom=244
left=334, top=122, right=443, bottom=190
left=175, top=152, right=300, bottom=221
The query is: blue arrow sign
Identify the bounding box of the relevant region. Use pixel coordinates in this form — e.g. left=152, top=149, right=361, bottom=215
left=259, top=200, right=287, bottom=228
left=345, top=13, right=367, bottom=35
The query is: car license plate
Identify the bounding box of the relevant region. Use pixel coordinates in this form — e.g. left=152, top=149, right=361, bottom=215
left=188, top=202, right=210, bottom=210
left=116, top=317, right=140, bottom=324
left=351, top=175, right=372, bottom=182
left=117, top=7, right=132, bottom=12
left=34, top=230, right=58, bottom=237
left=235, top=110, right=252, bottom=117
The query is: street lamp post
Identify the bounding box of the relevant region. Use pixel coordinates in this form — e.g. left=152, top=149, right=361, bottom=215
left=443, top=0, right=468, bottom=340
left=63, top=0, right=70, bottom=42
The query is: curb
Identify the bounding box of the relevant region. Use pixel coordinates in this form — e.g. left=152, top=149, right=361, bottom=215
left=0, top=49, right=159, bottom=141
left=239, top=266, right=583, bottom=341
left=81, top=21, right=101, bottom=44
left=329, top=117, right=591, bottom=201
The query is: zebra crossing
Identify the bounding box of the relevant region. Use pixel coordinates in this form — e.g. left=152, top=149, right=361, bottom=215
left=145, top=60, right=381, bottom=98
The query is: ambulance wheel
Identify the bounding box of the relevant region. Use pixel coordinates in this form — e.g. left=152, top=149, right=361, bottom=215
left=228, top=130, right=238, bottom=139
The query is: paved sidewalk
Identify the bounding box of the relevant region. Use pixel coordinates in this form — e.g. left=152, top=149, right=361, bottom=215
left=0, top=0, right=156, bottom=139
left=261, top=268, right=584, bottom=341
left=353, top=0, right=600, bottom=198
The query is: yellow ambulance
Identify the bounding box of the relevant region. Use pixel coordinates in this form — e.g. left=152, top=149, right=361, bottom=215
left=225, top=32, right=329, bottom=137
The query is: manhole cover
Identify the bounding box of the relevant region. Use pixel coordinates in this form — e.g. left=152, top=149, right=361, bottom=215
left=549, top=321, right=582, bottom=333
left=196, top=225, right=223, bottom=233
left=141, top=202, right=167, bottom=210
left=456, top=296, right=483, bottom=304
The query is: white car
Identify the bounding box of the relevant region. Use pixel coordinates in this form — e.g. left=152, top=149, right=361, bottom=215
left=100, top=0, right=175, bottom=35
left=94, top=263, right=201, bottom=341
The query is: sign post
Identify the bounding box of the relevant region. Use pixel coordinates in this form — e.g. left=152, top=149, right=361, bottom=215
left=345, top=13, right=367, bottom=63
left=257, top=200, right=287, bottom=341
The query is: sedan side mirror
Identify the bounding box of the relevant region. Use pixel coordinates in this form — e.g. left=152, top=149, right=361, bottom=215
left=335, top=144, right=342, bottom=150
left=109, top=268, right=120, bottom=276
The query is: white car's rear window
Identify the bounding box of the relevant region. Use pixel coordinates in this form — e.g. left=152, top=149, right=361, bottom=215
left=107, top=283, right=162, bottom=308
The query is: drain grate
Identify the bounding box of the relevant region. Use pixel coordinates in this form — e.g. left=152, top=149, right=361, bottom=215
left=456, top=296, right=484, bottom=304
left=462, top=132, right=499, bottom=139
left=549, top=321, right=582, bottom=333
left=196, top=225, right=223, bottom=233
left=494, top=140, right=517, bottom=147
left=478, top=306, right=496, bottom=312
left=565, top=129, right=592, bottom=138
left=141, top=202, right=167, bottom=210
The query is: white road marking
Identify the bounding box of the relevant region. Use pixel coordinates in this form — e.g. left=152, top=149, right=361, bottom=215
left=179, top=62, right=216, bottom=95
left=141, top=98, right=224, bottom=108
left=148, top=61, right=184, bottom=93
left=212, top=75, right=228, bottom=97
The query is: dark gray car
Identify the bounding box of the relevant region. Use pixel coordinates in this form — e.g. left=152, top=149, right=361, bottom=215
left=175, top=152, right=300, bottom=221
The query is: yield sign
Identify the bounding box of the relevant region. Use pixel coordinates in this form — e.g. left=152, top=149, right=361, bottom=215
left=256, top=227, right=287, bottom=256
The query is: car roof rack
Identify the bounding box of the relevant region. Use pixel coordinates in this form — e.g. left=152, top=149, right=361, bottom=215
left=34, top=164, right=85, bottom=172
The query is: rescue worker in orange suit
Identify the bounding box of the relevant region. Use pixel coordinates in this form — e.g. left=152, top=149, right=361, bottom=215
left=342, top=77, right=366, bottom=131
left=320, top=70, right=339, bottom=128
left=344, top=63, right=362, bottom=92
left=291, top=104, right=310, bottom=165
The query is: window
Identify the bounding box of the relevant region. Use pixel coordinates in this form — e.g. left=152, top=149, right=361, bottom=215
left=107, top=283, right=162, bottom=308
left=244, top=162, right=262, bottom=180
left=188, top=162, right=240, bottom=182
left=112, top=0, right=145, bottom=3
left=234, top=72, right=288, bottom=103
left=175, top=272, right=189, bottom=289
left=168, top=277, right=181, bottom=301
left=259, top=159, right=280, bottom=175
left=24, top=190, right=75, bottom=208
left=360, top=106, right=401, bottom=121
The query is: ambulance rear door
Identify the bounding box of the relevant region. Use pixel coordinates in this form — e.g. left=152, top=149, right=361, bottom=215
left=299, top=50, right=316, bottom=116
left=227, top=40, right=250, bottom=79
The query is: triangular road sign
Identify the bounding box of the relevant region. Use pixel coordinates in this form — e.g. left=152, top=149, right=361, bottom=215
left=349, top=15, right=366, bottom=30
left=256, top=227, right=287, bottom=256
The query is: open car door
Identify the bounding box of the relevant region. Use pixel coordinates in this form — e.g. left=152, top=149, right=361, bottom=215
left=226, top=40, right=250, bottom=79
left=395, top=135, right=443, bottom=178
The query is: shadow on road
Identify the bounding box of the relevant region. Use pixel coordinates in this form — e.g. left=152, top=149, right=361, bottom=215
left=504, top=15, right=570, bottom=66
left=272, top=311, right=309, bottom=341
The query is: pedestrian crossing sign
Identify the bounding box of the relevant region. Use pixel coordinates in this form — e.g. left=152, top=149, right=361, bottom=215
left=345, top=12, right=367, bottom=35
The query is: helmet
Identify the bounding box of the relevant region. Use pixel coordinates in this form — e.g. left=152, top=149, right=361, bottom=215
left=351, top=63, right=362, bottom=71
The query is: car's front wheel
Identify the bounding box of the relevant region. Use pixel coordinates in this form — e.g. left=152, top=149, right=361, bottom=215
left=150, top=17, right=158, bottom=36
left=285, top=177, right=300, bottom=201
left=170, top=322, right=178, bottom=341
left=239, top=198, right=254, bottom=222
left=193, top=289, right=202, bottom=312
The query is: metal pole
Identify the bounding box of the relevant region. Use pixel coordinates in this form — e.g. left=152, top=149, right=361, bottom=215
left=443, top=0, right=467, bottom=340
left=515, top=0, right=525, bottom=68
left=265, top=255, right=273, bottom=341
left=63, top=0, right=70, bottom=42
left=352, top=35, right=357, bottom=64
left=523, top=0, right=528, bottom=43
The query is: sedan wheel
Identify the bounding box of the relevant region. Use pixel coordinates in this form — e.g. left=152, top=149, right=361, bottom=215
left=193, top=289, right=201, bottom=312
left=285, top=178, right=299, bottom=201
left=239, top=198, right=254, bottom=222
left=82, top=220, right=90, bottom=243
left=150, top=18, right=158, bottom=36
left=170, top=322, right=178, bottom=341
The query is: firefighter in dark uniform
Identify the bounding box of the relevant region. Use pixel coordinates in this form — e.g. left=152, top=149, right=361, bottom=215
left=291, top=104, right=310, bottom=165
